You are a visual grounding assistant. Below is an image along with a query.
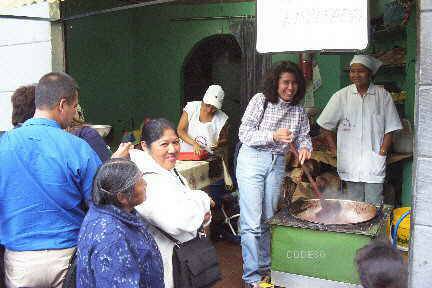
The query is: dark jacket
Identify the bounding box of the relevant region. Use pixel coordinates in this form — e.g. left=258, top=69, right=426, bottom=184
left=77, top=204, right=164, bottom=288
left=71, top=126, right=111, bottom=162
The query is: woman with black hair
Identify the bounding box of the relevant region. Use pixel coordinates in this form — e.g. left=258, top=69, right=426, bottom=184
left=236, top=61, right=312, bottom=287
left=356, top=241, right=407, bottom=288
left=76, top=158, right=164, bottom=288
left=130, top=118, right=211, bottom=288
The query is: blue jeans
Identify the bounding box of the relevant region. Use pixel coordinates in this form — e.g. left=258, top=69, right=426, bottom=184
left=236, top=145, right=286, bottom=284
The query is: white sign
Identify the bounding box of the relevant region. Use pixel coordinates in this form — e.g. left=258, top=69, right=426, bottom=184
left=256, top=0, right=368, bottom=53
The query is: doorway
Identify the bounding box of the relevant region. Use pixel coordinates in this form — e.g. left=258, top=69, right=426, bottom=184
left=182, top=34, right=242, bottom=167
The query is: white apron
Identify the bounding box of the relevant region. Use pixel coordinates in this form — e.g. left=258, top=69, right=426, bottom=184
left=180, top=101, right=228, bottom=152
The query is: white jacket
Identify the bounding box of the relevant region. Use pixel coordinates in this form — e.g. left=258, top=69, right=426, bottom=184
left=130, top=149, right=211, bottom=288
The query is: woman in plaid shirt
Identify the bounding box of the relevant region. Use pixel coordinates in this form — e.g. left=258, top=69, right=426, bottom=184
left=236, top=61, right=312, bottom=287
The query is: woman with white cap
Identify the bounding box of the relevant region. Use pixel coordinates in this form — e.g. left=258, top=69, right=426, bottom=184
left=317, top=55, right=402, bottom=205
left=177, top=84, right=229, bottom=155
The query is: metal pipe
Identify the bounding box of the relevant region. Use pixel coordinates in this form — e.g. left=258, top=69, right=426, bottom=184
left=58, top=0, right=177, bottom=22
left=0, top=0, right=177, bottom=22
left=1, top=2, right=253, bottom=23
left=171, top=15, right=255, bottom=22
left=0, top=14, right=53, bottom=21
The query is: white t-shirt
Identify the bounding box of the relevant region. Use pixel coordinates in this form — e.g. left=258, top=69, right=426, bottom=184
left=180, top=101, right=228, bottom=152
left=317, top=84, right=402, bottom=183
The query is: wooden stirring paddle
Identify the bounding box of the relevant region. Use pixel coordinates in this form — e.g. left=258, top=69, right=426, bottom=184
left=289, top=143, right=342, bottom=216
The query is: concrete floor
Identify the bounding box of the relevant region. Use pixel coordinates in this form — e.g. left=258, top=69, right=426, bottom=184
left=213, top=240, right=244, bottom=288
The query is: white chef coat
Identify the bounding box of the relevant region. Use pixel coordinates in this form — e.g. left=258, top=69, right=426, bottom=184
left=317, top=84, right=402, bottom=183
left=180, top=101, right=228, bottom=152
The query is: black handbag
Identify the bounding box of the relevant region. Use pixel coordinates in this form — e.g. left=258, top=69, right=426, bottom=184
left=156, top=227, right=221, bottom=288
left=62, top=248, right=77, bottom=288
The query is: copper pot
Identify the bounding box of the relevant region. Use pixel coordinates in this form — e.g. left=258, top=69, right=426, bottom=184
left=290, top=199, right=378, bottom=225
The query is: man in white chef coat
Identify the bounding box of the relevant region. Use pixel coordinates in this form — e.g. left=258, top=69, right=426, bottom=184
left=317, top=55, right=402, bottom=205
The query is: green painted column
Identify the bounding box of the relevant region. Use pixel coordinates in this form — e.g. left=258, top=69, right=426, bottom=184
left=401, top=6, right=416, bottom=207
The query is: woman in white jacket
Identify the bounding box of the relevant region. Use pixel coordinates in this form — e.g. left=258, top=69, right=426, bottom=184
left=130, top=118, right=211, bottom=288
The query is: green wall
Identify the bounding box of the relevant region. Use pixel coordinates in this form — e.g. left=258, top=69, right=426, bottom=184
left=64, top=1, right=256, bottom=142
left=64, top=2, right=139, bottom=142
left=64, top=1, right=259, bottom=143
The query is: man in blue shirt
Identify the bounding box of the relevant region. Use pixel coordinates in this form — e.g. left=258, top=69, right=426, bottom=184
left=0, top=72, right=101, bottom=288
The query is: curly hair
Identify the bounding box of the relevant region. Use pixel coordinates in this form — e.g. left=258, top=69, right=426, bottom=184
left=262, top=61, right=306, bottom=105
left=11, top=85, right=36, bottom=127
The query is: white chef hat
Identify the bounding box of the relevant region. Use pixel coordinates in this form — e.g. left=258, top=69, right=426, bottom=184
left=203, top=85, right=224, bottom=110
left=350, top=55, right=383, bottom=75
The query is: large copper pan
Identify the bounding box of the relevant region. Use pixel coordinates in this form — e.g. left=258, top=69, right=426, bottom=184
left=290, top=199, right=378, bottom=225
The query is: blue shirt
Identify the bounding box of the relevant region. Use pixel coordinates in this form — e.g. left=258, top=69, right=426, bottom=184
left=77, top=204, right=164, bottom=288
left=0, top=118, right=101, bottom=251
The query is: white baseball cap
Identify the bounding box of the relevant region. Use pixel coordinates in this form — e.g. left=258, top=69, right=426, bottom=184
left=203, top=85, right=224, bottom=110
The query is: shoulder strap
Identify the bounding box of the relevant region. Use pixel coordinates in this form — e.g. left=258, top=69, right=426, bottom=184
left=173, top=168, right=186, bottom=186
left=153, top=225, right=182, bottom=245
left=258, top=99, right=269, bottom=126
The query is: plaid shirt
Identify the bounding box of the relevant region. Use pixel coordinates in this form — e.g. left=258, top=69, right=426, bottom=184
left=239, top=93, right=312, bottom=154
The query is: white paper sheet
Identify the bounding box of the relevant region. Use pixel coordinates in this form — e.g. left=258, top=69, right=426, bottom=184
left=256, top=0, right=369, bottom=53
